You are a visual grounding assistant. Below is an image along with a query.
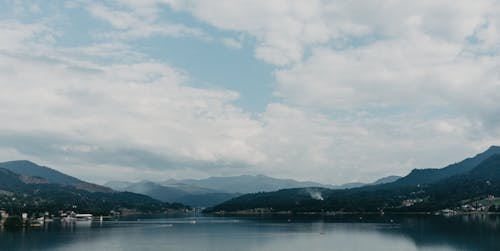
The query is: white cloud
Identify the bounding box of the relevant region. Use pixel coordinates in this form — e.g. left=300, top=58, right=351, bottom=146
left=161, top=1, right=500, bottom=128
left=221, top=37, right=242, bottom=49
left=0, top=21, right=50, bottom=50
left=0, top=53, right=266, bottom=164
left=164, top=0, right=333, bottom=65
left=0, top=20, right=266, bottom=181
left=249, top=103, right=494, bottom=183
left=86, top=2, right=207, bottom=40
left=158, top=0, right=500, bottom=182
left=2, top=1, right=500, bottom=185
left=163, top=0, right=497, bottom=65
left=272, top=35, right=500, bottom=138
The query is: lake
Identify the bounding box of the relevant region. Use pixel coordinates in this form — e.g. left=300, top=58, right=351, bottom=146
left=1, top=214, right=499, bottom=251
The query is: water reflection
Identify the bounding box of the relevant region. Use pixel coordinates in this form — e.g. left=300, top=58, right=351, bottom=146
left=0, top=214, right=498, bottom=251
left=393, top=215, right=500, bottom=250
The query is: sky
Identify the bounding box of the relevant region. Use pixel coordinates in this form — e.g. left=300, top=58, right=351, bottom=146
left=1, top=0, right=500, bottom=185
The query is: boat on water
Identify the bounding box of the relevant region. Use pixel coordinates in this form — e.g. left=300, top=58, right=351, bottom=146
left=36, top=217, right=45, bottom=224
left=74, top=214, right=93, bottom=221
left=62, top=213, right=93, bottom=222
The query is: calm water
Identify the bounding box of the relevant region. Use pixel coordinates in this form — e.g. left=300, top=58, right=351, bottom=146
left=1, top=214, right=500, bottom=251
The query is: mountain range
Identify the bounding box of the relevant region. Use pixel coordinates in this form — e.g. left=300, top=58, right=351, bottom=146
left=0, top=160, right=112, bottom=193
left=105, top=180, right=239, bottom=208
left=0, top=161, right=185, bottom=215
left=0, top=159, right=400, bottom=211
left=389, top=146, right=500, bottom=187
left=8, top=143, right=494, bottom=214
left=3, top=143, right=497, bottom=215
left=105, top=174, right=401, bottom=207
left=211, top=146, right=500, bottom=213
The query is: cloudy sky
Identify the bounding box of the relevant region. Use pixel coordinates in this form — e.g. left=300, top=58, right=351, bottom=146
left=1, top=0, right=500, bottom=184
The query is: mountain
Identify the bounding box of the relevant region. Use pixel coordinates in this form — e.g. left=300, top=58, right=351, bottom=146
left=335, top=182, right=365, bottom=189
left=0, top=162, right=186, bottom=215
left=469, top=153, right=500, bottom=180
left=165, top=175, right=336, bottom=194
left=390, top=146, right=500, bottom=187
left=116, top=181, right=198, bottom=203
left=407, top=154, right=500, bottom=211
left=210, top=146, right=500, bottom=213
left=0, top=160, right=112, bottom=193
left=333, top=175, right=401, bottom=188
left=106, top=174, right=401, bottom=207
left=0, top=168, right=31, bottom=192
left=105, top=180, right=240, bottom=207
left=372, top=175, right=401, bottom=185
left=106, top=175, right=341, bottom=207
left=174, top=193, right=238, bottom=208
left=103, top=181, right=134, bottom=191
left=0, top=160, right=81, bottom=184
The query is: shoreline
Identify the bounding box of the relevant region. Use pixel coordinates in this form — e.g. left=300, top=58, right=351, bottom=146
left=207, top=211, right=500, bottom=216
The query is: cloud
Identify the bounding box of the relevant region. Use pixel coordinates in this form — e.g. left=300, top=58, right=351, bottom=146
left=0, top=52, right=265, bottom=164
left=165, top=0, right=332, bottom=65
left=0, top=21, right=52, bottom=50
left=248, top=102, right=500, bottom=183
left=163, top=0, right=500, bottom=137
left=0, top=19, right=266, bottom=181
left=86, top=1, right=207, bottom=40
left=163, top=0, right=497, bottom=65
left=274, top=38, right=499, bottom=110
left=221, top=37, right=243, bottom=49
left=2, top=1, right=500, bottom=185
left=158, top=0, right=500, bottom=182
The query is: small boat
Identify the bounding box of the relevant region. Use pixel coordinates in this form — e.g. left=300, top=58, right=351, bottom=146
left=74, top=214, right=93, bottom=221
left=36, top=217, right=45, bottom=224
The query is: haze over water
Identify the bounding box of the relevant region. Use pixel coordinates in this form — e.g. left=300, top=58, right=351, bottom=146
left=1, top=214, right=499, bottom=251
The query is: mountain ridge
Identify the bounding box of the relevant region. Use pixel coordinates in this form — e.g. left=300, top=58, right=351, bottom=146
left=210, top=146, right=500, bottom=213
left=0, top=160, right=112, bottom=193
left=0, top=164, right=186, bottom=215
left=389, top=146, right=500, bottom=187
left=106, top=174, right=401, bottom=207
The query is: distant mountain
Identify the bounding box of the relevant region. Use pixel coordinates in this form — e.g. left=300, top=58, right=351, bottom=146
left=210, top=146, right=500, bottom=213
left=0, top=160, right=112, bottom=193
left=119, top=181, right=198, bottom=202
left=339, top=182, right=366, bottom=189
left=334, top=175, right=401, bottom=189
left=165, top=175, right=335, bottom=194
left=107, top=174, right=401, bottom=207
left=372, top=175, right=401, bottom=185
left=175, top=193, right=238, bottom=208
left=105, top=180, right=240, bottom=207
left=104, top=181, right=134, bottom=191
left=0, top=166, right=186, bottom=215
left=106, top=175, right=340, bottom=207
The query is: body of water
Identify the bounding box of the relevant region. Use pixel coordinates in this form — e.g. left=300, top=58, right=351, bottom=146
left=1, top=214, right=499, bottom=251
